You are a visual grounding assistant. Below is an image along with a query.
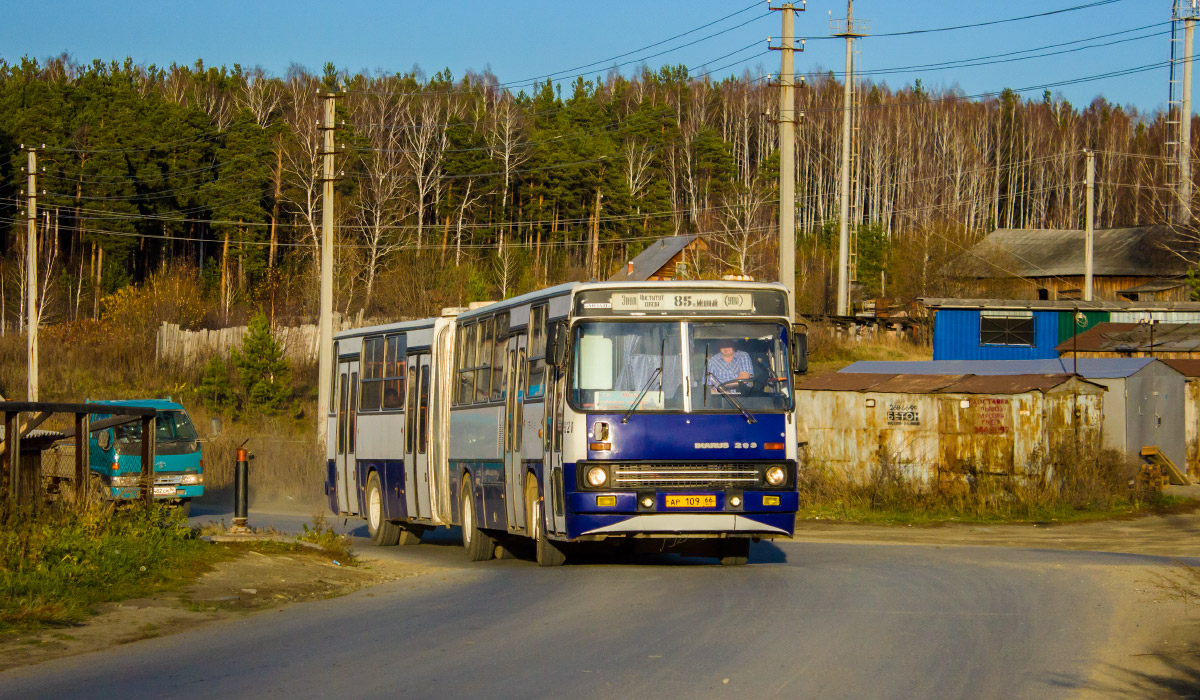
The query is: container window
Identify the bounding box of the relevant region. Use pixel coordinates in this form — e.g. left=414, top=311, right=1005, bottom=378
left=980, top=310, right=1035, bottom=346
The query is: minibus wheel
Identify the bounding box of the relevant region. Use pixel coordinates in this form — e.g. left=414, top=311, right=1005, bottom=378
left=461, top=475, right=495, bottom=561
left=365, top=472, right=401, bottom=546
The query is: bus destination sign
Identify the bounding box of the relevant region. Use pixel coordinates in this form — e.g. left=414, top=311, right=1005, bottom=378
left=610, top=291, right=752, bottom=313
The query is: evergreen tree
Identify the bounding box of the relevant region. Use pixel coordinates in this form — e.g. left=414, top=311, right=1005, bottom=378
left=231, top=313, right=292, bottom=414
left=197, top=354, right=236, bottom=413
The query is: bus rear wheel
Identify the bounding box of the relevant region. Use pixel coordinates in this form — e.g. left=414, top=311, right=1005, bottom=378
left=366, top=472, right=401, bottom=546
left=525, top=474, right=565, bottom=567
left=461, top=476, right=495, bottom=561
left=719, top=538, right=750, bottom=566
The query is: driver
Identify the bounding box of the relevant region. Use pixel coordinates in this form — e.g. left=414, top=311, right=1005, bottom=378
left=707, top=339, right=752, bottom=386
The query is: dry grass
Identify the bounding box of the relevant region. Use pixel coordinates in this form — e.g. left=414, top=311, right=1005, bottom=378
left=797, top=445, right=1160, bottom=524
left=804, top=322, right=931, bottom=376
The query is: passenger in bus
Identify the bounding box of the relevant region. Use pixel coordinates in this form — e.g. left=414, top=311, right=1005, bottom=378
left=706, top=339, right=752, bottom=385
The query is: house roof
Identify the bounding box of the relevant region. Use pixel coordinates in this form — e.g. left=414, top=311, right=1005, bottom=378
left=839, top=358, right=1172, bottom=379
left=796, top=372, right=1100, bottom=395
left=608, top=235, right=700, bottom=281
left=947, top=225, right=1194, bottom=279
left=1054, top=322, right=1200, bottom=354
left=1162, top=359, right=1200, bottom=377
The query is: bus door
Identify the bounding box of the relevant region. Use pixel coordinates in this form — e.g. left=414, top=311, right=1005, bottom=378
left=414, top=354, right=432, bottom=520
left=543, top=363, right=566, bottom=535
left=402, top=355, right=420, bottom=519
left=336, top=361, right=360, bottom=515
left=503, top=337, right=528, bottom=531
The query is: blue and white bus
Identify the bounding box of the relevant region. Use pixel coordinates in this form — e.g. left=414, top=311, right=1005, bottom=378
left=326, top=281, right=805, bottom=565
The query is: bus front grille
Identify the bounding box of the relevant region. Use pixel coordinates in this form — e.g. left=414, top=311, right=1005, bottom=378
left=610, top=463, right=764, bottom=489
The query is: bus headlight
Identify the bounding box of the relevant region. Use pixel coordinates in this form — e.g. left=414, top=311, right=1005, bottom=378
left=586, top=466, right=608, bottom=487
left=764, top=465, right=786, bottom=487
left=181, top=474, right=203, bottom=485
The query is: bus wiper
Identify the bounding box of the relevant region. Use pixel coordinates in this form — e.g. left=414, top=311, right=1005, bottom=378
left=705, top=369, right=757, bottom=424
left=621, top=367, right=662, bottom=424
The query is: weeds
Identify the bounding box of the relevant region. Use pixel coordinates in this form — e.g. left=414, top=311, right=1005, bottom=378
left=297, top=513, right=355, bottom=564
left=798, top=445, right=1169, bottom=525
left=0, top=501, right=224, bottom=633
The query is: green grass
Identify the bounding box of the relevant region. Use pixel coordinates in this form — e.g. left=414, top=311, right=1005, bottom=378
left=0, top=502, right=232, bottom=634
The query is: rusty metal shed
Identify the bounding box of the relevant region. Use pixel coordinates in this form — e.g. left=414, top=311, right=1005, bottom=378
left=796, top=372, right=1104, bottom=484
left=1162, top=359, right=1200, bottom=480
left=840, top=358, right=1186, bottom=471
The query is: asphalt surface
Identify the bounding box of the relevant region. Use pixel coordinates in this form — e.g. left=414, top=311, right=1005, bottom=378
left=0, top=504, right=1189, bottom=700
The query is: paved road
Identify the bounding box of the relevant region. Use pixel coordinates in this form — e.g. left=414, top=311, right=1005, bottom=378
left=0, top=504, right=1187, bottom=699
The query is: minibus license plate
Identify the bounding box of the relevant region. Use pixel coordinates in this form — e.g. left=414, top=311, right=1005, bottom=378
left=665, top=495, right=715, bottom=508
left=153, top=486, right=177, bottom=496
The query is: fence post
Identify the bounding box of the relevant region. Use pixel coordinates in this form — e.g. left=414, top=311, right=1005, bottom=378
left=141, top=414, right=156, bottom=505
left=74, top=412, right=89, bottom=505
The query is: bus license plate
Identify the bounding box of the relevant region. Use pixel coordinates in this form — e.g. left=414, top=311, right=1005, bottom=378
left=153, top=486, right=178, bottom=496
left=665, top=495, right=715, bottom=508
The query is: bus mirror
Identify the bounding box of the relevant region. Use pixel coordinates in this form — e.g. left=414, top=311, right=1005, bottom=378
left=210, top=417, right=223, bottom=438
left=791, top=326, right=808, bottom=375
left=547, top=322, right=568, bottom=367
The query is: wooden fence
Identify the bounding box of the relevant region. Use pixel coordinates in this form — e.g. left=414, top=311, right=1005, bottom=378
left=155, top=316, right=374, bottom=366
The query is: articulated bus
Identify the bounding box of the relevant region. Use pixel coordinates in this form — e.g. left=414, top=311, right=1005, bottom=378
left=326, top=281, right=806, bottom=566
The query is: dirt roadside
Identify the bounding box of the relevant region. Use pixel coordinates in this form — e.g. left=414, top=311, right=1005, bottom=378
left=0, top=544, right=441, bottom=673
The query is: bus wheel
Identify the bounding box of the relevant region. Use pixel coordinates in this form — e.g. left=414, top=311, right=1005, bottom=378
left=525, top=474, right=565, bottom=567
left=461, top=476, right=495, bottom=561
left=177, top=498, right=192, bottom=518
left=719, top=538, right=750, bottom=566
left=365, top=472, right=401, bottom=546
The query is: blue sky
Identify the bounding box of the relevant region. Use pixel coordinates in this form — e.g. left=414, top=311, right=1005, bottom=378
left=0, top=0, right=1177, bottom=114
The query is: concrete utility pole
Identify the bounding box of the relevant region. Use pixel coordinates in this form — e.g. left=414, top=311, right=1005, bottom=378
left=26, top=147, right=38, bottom=402
left=1084, top=149, right=1095, bottom=302
left=833, top=0, right=865, bottom=317
left=1182, top=4, right=1197, bottom=223
left=769, top=2, right=805, bottom=314
left=317, top=94, right=338, bottom=446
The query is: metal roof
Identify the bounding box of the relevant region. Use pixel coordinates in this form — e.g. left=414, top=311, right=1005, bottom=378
left=798, top=372, right=1097, bottom=395
left=88, top=399, right=184, bottom=410
left=1162, top=358, right=1200, bottom=377
left=922, top=297, right=1200, bottom=312
left=947, top=225, right=1194, bottom=279
left=608, top=235, right=700, bottom=281
left=839, top=358, right=1168, bottom=379
left=1054, top=322, right=1200, bottom=354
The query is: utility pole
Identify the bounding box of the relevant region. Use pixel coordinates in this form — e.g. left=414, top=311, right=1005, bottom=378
left=317, top=93, right=338, bottom=446
left=25, top=147, right=38, bottom=402
left=769, top=2, right=805, bottom=315
left=1084, top=149, right=1095, bottom=302
left=1182, top=2, right=1197, bottom=223
left=833, top=0, right=866, bottom=317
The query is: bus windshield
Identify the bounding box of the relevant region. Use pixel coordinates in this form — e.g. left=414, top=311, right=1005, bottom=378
left=571, top=322, right=684, bottom=411
left=114, top=410, right=201, bottom=443
left=690, top=322, right=793, bottom=412
left=570, top=321, right=792, bottom=413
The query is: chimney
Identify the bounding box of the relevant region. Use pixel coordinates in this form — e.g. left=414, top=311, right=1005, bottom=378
left=627, top=261, right=634, bottom=275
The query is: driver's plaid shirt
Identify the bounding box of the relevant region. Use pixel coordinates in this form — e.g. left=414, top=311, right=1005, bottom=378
left=707, top=351, right=753, bottom=385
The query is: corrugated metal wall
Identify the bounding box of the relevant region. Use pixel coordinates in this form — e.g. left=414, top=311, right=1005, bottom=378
left=932, top=309, right=1061, bottom=361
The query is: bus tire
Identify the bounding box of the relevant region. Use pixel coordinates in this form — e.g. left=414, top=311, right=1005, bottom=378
left=461, top=476, right=495, bottom=561
left=177, top=498, right=192, bottom=518
left=365, top=472, right=401, bottom=546
left=719, top=538, right=750, bottom=566
left=526, top=474, right=565, bottom=567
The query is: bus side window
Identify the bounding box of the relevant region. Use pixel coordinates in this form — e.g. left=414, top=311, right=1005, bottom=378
left=329, top=342, right=339, bottom=413
left=337, top=373, right=348, bottom=454
left=527, top=306, right=547, bottom=399
left=418, top=363, right=430, bottom=454
left=382, top=334, right=406, bottom=410
left=491, top=313, right=509, bottom=402
left=458, top=323, right=476, bottom=405
left=359, top=336, right=384, bottom=411
left=476, top=317, right=494, bottom=404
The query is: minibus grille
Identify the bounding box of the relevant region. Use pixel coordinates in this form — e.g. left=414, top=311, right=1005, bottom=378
left=610, top=463, right=764, bottom=489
